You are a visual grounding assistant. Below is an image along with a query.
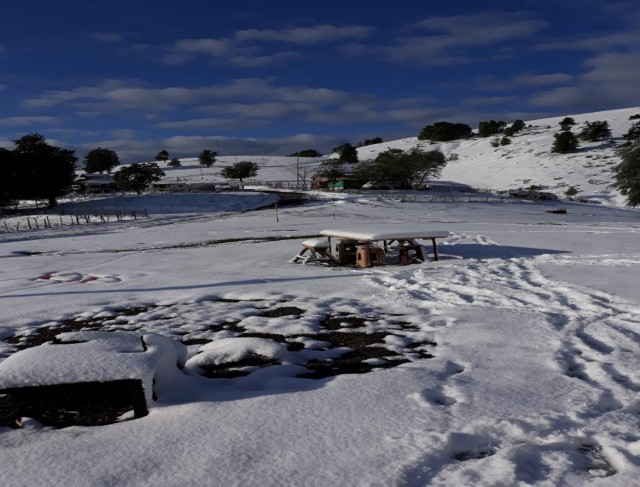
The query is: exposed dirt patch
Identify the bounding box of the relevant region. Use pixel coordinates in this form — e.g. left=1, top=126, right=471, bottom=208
left=259, top=306, right=305, bottom=318
left=0, top=379, right=144, bottom=429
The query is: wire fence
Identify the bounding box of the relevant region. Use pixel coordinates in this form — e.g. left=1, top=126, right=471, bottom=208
left=1, top=210, right=149, bottom=233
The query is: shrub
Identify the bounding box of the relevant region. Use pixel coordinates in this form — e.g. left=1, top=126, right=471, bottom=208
left=552, top=131, right=580, bottom=153
left=559, top=117, right=576, bottom=131
left=418, top=121, right=472, bottom=142
left=623, top=121, right=640, bottom=141
left=478, top=120, right=507, bottom=137
left=612, top=141, right=640, bottom=206
left=578, top=121, right=612, bottom=142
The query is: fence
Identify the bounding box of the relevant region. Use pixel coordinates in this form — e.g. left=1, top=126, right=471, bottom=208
left=1, top=210, right=149, bottom=233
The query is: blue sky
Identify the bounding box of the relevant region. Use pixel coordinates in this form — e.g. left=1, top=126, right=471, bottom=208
left=1, top=0, right=639, bottom=161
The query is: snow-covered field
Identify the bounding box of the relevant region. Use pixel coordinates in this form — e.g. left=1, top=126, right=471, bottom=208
left=1, top=187, right=639, bottom=486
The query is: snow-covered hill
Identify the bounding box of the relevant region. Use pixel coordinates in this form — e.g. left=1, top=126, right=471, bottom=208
left=354, top=107, right=639, bottom=206
left=140, top=107, right=638, bottom=206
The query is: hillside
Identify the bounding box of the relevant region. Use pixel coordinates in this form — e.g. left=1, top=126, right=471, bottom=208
left=354, top=107, right=639, bottom=206
left=146, top=107, right=639, bottom=207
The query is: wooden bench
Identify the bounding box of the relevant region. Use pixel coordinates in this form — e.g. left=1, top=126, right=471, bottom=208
left=289, top=238, right=335, bottom=264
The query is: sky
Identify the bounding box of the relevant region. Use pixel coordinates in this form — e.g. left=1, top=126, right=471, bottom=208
left=1, top=0, right=639, bottom=161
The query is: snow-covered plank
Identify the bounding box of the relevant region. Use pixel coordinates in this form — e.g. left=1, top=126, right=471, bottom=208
left=319, top=226, right=449, bottom=241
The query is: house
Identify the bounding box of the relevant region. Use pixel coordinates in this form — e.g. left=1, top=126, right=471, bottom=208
left=77, top=174, right=118, bottom=193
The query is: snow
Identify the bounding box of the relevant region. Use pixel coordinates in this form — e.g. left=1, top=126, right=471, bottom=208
left=319, top=226, right=449, bottom=241
left=1, top=107, right=640, bottom=486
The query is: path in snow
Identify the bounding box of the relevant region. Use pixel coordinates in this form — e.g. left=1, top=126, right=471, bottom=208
left=362, top=235, right=640, bottom=484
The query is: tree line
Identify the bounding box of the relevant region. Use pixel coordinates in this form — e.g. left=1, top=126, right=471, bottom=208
left=0, top=134, right=262, bottom=208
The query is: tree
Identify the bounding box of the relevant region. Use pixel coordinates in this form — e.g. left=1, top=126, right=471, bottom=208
left=289, top=149, right=322, bottom=157
left=168, top=157, right=181, bottom=167
left=84, top=147, right=120, bottom=174
left=113, top=163, right=165, bottom=194
left=355, top=137, right=383, bottom=148
left=0, top=148, right=17, bottom=207
left=220, top=161, right=259, bottom=182
left=198, top=149, right=217, bottom=167
left=551, top=131, right=579, bottom=154
left=511, top=119, right=526, bottom=132
left=622, top=121, right=640, bottom=141
left=318, top=158, right=349, bottom=188
left=12, top=133, right=77, bottom=207
left=565, top=186, right=579, bottom=200
left=559, top=117, right=576, bottom=131
left=612, top=141, right=640, bottom=206
left=478, top=120, right=506, bottom=137
left=418, top=121, right=472, bottom=142
left=338, top=143, right=358, bottom=164
left=155, top=149, right=169, bottom=165
left=578, top=121, right=612, bottom=142
left=357, top=147, right=447, bottom=188
left=504, top=119, right=525, bottom=137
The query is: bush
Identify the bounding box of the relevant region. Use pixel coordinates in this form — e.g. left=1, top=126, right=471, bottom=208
left=500, top=137, right=511, bottom=146
left=565, top=186, right=579, bottom=200
left=478, top=120, right=506, bottom=137
left=418, top=121, right=472, bottom=142
left=578, top=121, right=612, bottom=142
left=551, top=131, right=580, bottom=153
left=612, top=141, right=640, bottom=206
left=629, top=114, right=640, bottom=120
left=289, top=149, right=322, bottom=157
left=559, top=117, right=576, bottom=131
left=355, top=137, right=383, bottom=148
left=623, top=121, right=640, bottom=141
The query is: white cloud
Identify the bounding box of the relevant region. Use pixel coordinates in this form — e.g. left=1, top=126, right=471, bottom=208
left=234, top=25, right=375, bottom=44
left=383, top=11, right=547, bottom=65
left=528, top=51, right=640, bottom=110
left=461, top=96, right=517, bottom=106
left=162, top=24, right=374, bottom=67
left=0, top=115, right=59, bottom=126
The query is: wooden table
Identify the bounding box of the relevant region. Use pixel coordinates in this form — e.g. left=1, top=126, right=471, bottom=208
left=318, top=226, right=449, bottom=266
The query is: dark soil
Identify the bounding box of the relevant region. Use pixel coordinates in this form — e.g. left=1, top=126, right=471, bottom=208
left=1, top=299, right=438, bottom=427
left=0, top=379, right=146, bottom=429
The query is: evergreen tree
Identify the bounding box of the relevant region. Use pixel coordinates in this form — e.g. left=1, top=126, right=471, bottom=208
left=478, top=120, right=506, bottom=137
left=198, top=149, right=217, bottom=167
left=551, top=131, right=580, bottom=153
left=355, top=137, right=383, bottom=148
left=559, top=117, right=576, bottom=131
left=622, top=121, right=640, bottom=141
left=168, top=157, right=181, bottom=167
left=84, top=147, right=120, bottom=174
left=565, top=186, right=579, bottom=200
left=578, top=121, right=612, bottom=142
left=418, top=121, right=472, bottom=142
left=612, top=141, right=640, bottom=206
left=289, top=149, right=322, bottom=157
left=155, top=149, right=169, bottom=164
left=338, top=143, right=359, bottom=164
